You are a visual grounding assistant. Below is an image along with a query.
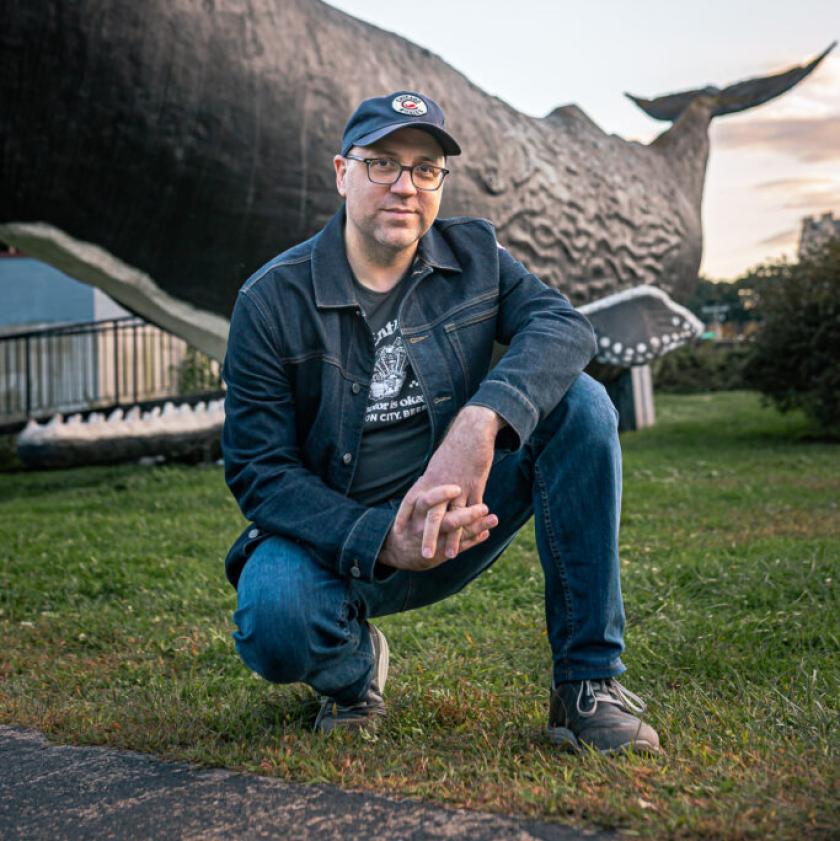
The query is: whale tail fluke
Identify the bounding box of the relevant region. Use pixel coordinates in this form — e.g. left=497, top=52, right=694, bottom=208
left=626, top=42, right=835, bottom=122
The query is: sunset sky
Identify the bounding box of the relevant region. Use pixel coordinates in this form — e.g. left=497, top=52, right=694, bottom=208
left=328, top=0, right=839, bottom=280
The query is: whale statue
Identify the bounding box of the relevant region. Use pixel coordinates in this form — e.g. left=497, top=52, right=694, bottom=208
left=0, top=0, right=833, bottom=362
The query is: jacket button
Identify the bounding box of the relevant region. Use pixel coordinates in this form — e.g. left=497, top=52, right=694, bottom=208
left=248, top=528, right=260, bottom=539
left=342, top=452, right=353, bottom=465
left=351, top=382, right=361, bottom=394
left=350, top=563, right=361, bottom=578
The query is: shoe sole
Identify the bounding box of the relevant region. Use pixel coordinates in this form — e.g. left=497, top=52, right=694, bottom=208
left=547, top=725, right=660, bottom=755
left=369, top=623, right=389, bottom=694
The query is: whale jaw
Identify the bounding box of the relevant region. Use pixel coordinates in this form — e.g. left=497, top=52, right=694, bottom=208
left=0, top=222, right=229, bottom=361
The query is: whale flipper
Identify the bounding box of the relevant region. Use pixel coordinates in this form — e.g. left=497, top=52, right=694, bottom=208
left=580, top=286, right=704, bottom=367
left=626, top=42, right=836, bottom=122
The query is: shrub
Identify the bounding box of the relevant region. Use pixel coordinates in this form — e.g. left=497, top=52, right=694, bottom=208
left=175, top=347, right=221, bottom=395
left=744, top=243, right=840, bottom=437
left=652, top=341, right=751, bottom=393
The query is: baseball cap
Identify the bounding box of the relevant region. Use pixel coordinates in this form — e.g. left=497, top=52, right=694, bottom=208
left=340, top=91, right=461, bottom=157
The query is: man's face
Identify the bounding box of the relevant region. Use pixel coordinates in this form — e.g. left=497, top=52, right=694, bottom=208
left=334, top=127, right=446, bottom=260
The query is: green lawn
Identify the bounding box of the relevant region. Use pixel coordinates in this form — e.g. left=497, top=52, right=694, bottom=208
left=1, top=391, right=837, bottom=839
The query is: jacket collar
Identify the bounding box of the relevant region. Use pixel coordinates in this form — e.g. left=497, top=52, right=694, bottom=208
left=312, top=205, right=461, bottom=309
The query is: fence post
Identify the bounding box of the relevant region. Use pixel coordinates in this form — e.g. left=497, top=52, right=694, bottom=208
left=132, top=321, right=138, bottom=404
left=25, top=335, right=32, bottom=418
left=112, top=320, right=119, bottom=403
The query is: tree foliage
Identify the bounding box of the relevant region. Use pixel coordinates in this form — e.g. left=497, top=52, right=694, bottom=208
left=685, top=273, right=765, bottom=326
left=744, top=242, right=840, bottom=436
left=652, top=342, right=751, bottom=393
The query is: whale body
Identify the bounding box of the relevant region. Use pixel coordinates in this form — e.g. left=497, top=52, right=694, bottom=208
left=0, top=0, right=832, bottom=359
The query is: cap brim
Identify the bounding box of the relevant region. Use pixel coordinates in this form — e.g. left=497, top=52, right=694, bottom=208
left=343, top=121, right=461, bottom=157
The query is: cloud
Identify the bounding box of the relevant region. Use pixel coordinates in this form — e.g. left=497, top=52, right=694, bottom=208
left=754, top=177, right=832, bottom=192
left=714, top=115, right=840, bottom=163
left=758, top=228, right=799, bottom=248
left=752, top=175, right=840, bottom=211
left=782, top=192, right=840, bottom=210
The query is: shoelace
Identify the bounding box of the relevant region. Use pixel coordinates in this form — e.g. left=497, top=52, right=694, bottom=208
left=575, top=679, right=647, bottom=717
left=318, top=689, right=384, bottom=715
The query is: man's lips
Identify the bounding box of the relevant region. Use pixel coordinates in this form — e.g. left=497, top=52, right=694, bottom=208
left=382, top=207, right=417, bottom=215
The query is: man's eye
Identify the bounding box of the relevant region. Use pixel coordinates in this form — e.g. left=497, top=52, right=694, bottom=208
left=371, top=159, right=397, bottom=171
left=416, top=164, right=437, bottom=176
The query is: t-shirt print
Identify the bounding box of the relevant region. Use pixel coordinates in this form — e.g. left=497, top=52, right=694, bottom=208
left=364, top=318, right=426, bottom=428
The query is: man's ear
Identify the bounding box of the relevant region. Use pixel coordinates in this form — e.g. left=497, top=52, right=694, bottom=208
left=333, top=154, right=348, bottom=198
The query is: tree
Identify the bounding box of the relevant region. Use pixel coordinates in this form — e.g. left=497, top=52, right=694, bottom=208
left=744, top=242, right=840, bottom=437
left=684, top=272, right=766, bottom=328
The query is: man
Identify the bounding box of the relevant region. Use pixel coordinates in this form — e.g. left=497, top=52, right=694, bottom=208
left=222, top=91, right=659, bottom=754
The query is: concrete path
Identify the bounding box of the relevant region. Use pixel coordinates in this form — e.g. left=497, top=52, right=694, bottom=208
left=0, top=726, right=614, bottom=840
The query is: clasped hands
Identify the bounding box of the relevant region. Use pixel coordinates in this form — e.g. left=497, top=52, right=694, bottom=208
left=378, top=405, right=505, bottom=572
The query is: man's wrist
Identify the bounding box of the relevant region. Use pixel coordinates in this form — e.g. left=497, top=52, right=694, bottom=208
left=457, top=404, right=506, bottom=434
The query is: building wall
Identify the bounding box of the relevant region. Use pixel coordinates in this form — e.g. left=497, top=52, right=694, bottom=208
left=799, top=212, right=840, bottom=260
left=0, top=256, right=128, bottom=331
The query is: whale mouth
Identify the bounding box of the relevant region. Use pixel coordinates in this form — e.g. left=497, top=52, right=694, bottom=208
left=0, top=222, right=230, bottom=361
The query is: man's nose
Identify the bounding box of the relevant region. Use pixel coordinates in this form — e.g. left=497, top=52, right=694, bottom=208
left=390, top=167, right=418, bottom=195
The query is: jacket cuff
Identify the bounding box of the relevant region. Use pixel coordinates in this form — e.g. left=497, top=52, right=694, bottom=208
left=467, top=379, right=539, bottom=452
left=339, top=504, right=397, bottom=582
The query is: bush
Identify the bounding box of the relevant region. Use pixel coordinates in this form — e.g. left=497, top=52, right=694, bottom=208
left=652, top=341, right=751, bottom=393
left=744, top=243, right=840, bottom=437
left=175, top=347, right=221, bottom=394
left=0, top=434, right=22, bottom=472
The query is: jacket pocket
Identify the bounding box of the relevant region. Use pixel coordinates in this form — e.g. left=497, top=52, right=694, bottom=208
left=443, top=304, right=499, bottom=396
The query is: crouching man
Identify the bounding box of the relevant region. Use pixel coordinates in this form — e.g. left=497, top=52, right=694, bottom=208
left=222, top=91, right=659, bottom=753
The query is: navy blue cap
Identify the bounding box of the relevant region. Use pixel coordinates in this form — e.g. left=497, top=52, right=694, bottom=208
left=340, top=91, right=461, bottom=157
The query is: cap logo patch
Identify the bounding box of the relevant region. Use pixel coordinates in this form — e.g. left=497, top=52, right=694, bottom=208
left=392, top=94, right=428, bottom=116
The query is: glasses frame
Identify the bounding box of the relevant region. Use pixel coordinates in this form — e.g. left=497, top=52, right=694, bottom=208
left=343, top=155, right=450, bottom=192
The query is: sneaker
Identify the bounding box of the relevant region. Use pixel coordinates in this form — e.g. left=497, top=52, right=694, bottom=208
left=548, top=678, right=660, bottom=754
left=313, top=623, right=389, bottom=734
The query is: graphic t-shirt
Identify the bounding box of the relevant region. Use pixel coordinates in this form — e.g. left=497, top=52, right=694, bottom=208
left=348, top=274, right=431, bottom=506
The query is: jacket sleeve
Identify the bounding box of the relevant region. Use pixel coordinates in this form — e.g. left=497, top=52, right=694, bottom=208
left=222, top=289, right=395, bottom=583
left=466, top=244, right=597, bottom=450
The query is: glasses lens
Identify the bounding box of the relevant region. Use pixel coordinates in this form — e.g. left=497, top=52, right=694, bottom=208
left=367, top=159, right=401, bottom=184
left=412, top=164, right=443, bottom=190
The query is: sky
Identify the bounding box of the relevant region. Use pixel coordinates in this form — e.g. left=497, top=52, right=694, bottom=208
left=327, top=0, right=840, bottom=280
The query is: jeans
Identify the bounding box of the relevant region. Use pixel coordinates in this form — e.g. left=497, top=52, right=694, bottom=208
left=232, top=373, right=625, bottom=703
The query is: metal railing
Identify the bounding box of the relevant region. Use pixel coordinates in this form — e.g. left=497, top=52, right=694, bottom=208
left=0, top=317, right=223, bottom=425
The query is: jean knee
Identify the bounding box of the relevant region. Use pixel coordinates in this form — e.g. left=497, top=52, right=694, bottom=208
left=232, top=538, right=327, bottom=684
left=567, top=375, right=619, bottom=442
left=233, top=585, right=309, bottom=684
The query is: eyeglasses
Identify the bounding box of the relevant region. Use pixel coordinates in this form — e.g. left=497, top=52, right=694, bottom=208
left=343, top=155, right=449, bottom=191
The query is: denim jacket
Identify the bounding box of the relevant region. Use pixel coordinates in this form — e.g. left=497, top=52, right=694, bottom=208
left=222, top=207, right=596, bottom=588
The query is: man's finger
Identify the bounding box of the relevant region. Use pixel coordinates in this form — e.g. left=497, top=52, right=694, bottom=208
left=415, top=484, right=462, bottom=515
left=458, top=529, right=490, bottom=552
left=443, top=491, right=469, bottom=559
left=441, top=502, right=488, bottom=532
left=394, top=487, right=419, bottom=532
left=444, top=526, right=462, bottom=559
left=396, top=483, right=460, bottom=531
left=460, top=513, right=498, bottom=540
left=421, top=501, right=449, bottom=559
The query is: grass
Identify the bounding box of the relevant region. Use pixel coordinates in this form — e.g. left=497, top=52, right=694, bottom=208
left=1, top=391, right=837, bottom=838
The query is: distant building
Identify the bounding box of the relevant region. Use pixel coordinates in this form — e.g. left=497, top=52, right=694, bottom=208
left=799, top=211, right=840, bottom=260
left=0, top=252, right=129, bottom=333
